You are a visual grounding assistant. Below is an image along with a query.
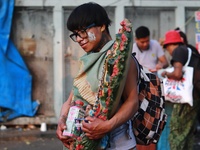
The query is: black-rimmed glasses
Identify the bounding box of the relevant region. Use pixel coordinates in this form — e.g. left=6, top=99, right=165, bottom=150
left=69, top=23, right=96, bottom=42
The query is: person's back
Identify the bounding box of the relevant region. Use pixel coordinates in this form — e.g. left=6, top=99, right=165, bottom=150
left=174, top=27, right=200, bottom=98
left=132, top=26, right=168, bottom=73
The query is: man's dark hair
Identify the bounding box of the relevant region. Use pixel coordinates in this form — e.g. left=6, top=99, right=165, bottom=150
left=67, top=2, right=111, bottom=34
left=135, top=26, right=150, bottom=39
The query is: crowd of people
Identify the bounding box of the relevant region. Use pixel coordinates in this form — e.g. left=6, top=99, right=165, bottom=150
left=56, top=2, right=200, bottom=150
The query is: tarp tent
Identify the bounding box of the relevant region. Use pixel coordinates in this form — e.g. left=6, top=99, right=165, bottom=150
left=0, top=0, right=39, bottom=122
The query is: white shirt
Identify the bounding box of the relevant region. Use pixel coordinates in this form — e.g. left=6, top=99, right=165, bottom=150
left=132, top=40, right=164, bottom=70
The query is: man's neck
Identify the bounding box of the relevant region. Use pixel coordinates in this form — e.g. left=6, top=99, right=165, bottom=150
left=137, top=44, right=150, bottom=52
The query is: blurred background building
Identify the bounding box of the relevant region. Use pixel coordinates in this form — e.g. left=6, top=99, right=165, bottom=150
left=3, top=0, right=200, bottom=125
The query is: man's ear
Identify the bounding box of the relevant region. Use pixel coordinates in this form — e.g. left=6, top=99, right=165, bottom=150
left=101, top=25, right=106, bottom=32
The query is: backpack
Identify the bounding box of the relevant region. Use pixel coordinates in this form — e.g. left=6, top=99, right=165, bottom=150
left=131, top=53, right=167, bottom=145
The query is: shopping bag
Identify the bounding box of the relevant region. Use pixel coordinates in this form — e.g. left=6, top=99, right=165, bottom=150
left=162, top=48, right=193, bottom=106
left=163, top=66, right=193, bottom=106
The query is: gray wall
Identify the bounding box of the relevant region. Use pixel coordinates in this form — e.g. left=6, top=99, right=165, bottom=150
left=11, top=7, right=55, bottom=117
left=8, top=0, right=200, bottom=124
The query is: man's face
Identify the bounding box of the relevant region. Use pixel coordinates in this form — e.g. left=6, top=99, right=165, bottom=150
left=135, top=36, right=150, bottom=51
left=71, top=24, right=105, bottom=53
left=165, top=44, right=175, bottom=55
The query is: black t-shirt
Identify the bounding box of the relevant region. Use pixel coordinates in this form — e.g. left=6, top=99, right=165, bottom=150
left=171, top=45, right=200, bottom=100
left=171, top=45, right=189, bottom=66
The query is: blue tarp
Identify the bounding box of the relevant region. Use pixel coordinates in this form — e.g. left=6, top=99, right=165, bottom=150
left=0, top=0, right=39, bottom=122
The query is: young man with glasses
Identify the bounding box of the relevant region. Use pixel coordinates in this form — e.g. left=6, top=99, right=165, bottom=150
left=56, top=2, right=139, bottom=150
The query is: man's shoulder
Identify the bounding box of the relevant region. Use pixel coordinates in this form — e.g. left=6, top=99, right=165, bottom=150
left=150, top=39, right=160, bottom=46
left=175, top=45, right=187, bottom=52
left=132, top=42, right=140, bottom=52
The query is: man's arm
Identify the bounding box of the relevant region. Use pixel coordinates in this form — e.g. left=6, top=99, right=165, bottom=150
left=109, top=57, right=139, bottom=129
left=56, top=91, right=74, bottom=148
left=150, top=41, right=169, bottom=72
left=150, top=55, right=169, bottom=72
left=161, top=62, right=183, bottom=80
left=158, top=55, right=169, bottom=69
left=82, top=58, right=139, bottom=139
left=156, top=40, right=169, bottom=69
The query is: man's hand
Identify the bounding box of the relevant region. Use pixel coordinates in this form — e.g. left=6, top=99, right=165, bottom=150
left=56, top=117, right=74, bottom=149
left=155, top=63, right=163, bottom=71
left=161, top=71, right=167, bottom=77
left=81, top=116, right=111, bottom=140
left=149, top=63, right=164, bottom=73
left=149, top=68, right=157, bottom=73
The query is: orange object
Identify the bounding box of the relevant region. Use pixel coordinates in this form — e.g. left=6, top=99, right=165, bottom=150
left=136, top=143, right=156, bottom=150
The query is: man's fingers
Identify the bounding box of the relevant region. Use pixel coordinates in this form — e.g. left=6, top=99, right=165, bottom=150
left=62, top=138, right=74, bottom=148
left=81, top=126, right=92, bottom=134
left=84, top=116, right=95, bottom=122
left=85, top=133, right=94, bottom=139
left=82, top=120, right=92, bottom=129
left=63, top=143, right=70, bottom=148
left=84, top=133, right=103, bottom=140
left=63, top=125, right=67, bottom=130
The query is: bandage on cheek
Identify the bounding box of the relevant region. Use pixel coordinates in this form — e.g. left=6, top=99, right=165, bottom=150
left=87, top=32, right=96, bottom=41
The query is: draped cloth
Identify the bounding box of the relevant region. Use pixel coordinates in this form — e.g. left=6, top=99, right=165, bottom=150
left=0, top=0, right=39, bottom=122
left=70, top=19, right=133, bottom=149
left=73, top=40, right=115, bottom=107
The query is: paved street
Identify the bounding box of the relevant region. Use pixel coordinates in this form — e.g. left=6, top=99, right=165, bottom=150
left=0, top=124, right=200, bottom=150
left=0, top=125, right=63, bottom=150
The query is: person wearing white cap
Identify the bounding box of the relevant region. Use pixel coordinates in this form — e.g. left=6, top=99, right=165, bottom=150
left=159, top=30, right=200, bottom=150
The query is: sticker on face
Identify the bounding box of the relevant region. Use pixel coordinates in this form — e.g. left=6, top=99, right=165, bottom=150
left=87, top=32, right=96, bottom=41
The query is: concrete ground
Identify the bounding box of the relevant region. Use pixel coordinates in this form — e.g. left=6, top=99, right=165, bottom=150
left=0, top=124, right=200, bottom=150
left=0, top=124, right=63, bottom=150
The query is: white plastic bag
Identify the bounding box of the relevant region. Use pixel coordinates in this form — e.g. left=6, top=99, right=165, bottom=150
left=162, top=48, right=194, bottom=106
left=163, top=67, right=193, bottom=106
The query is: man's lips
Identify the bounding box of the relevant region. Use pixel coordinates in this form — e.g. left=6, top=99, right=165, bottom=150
left=80, top=42, right=87, bottom=48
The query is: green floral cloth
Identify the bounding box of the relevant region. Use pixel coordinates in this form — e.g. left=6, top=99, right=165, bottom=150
left=169, top=98, right=200, bottom=150
left=72, top=40, right=115, bottom=107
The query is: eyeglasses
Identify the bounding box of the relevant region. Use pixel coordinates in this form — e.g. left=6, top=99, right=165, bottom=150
left=69, top=23, right=96, bottom=42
